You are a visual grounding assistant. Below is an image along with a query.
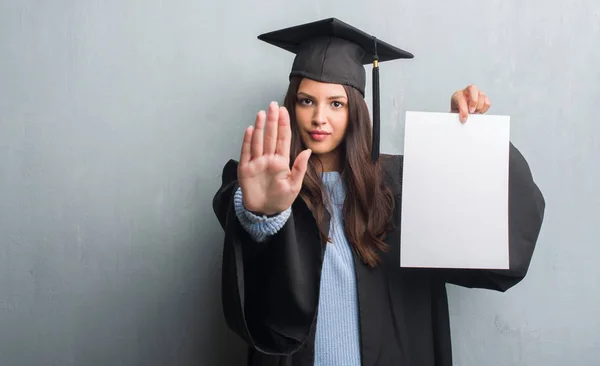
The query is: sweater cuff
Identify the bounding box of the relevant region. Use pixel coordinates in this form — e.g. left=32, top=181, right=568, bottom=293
left=234, top=187, right=291, bottom=242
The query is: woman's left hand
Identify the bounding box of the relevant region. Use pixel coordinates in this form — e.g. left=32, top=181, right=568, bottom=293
left=450, top=85, right=491, bottom=123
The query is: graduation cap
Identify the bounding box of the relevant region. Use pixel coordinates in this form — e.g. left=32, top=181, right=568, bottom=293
left=258, top=18, right=413, bottom=162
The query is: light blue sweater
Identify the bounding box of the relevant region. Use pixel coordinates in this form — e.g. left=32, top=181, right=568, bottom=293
left=234, top=172, right=361, bottom=366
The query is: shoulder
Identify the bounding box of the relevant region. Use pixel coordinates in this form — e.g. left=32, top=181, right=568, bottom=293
left=378, top=153, right=403, bottom=195
left=219, top=159, right=239, bottom=185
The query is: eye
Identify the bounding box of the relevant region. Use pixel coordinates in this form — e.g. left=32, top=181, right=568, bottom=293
left=297, top=98, right=313, bottom=106
left=332, top=101, right=344, bottom=108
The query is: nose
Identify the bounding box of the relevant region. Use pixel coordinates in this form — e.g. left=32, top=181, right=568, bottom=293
left=312, top=105, right=327, bottom=126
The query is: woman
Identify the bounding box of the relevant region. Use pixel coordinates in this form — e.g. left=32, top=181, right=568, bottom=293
left=213, top=18, right=545, bottom=366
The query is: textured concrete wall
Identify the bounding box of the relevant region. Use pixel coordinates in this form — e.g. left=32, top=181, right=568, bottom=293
left=1, top=0, right=598, bottom=365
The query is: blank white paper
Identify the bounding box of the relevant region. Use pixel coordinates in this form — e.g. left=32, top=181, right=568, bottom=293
left=400, top=111, right=510, bottom=269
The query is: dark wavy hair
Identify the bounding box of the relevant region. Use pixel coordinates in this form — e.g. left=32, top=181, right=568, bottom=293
left=283, top=76, right=395, bottom=268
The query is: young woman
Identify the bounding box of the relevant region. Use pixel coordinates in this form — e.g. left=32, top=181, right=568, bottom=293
left=213, top=18, right=545, bottom=366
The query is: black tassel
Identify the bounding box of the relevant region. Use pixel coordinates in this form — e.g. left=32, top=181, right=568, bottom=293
left=371, top=37, right=380, bottom=163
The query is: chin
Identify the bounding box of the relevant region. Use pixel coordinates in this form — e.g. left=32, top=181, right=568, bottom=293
left=306, top=145, right=335, bottom=155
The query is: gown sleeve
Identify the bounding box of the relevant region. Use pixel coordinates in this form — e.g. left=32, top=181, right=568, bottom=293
left=441, top=143, right=546, bottom=291
left=212, top=159, right=323, bottom=355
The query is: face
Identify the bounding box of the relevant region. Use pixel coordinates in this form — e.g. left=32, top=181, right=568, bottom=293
left=295, top=78, right=349, bottom=171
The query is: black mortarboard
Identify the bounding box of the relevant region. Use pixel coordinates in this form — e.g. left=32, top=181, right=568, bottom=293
left=258, top=18, right=413, bottom=162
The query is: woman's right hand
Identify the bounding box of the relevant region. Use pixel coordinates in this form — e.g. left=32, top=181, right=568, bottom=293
left=237, top=102, right=312, bottom=216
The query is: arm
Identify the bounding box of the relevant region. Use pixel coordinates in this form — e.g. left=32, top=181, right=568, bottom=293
left=441, top=143, right=546, bottom=291
left=213, top=103, right=319, bottom=354
left=213, top=159, right=323, bottom=355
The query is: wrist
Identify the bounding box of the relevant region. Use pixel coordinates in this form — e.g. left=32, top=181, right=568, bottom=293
left=242, top=198, right=281, bottom=217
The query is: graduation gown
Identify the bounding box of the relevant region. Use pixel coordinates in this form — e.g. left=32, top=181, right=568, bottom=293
left=212, top=143, right=545, bottom=366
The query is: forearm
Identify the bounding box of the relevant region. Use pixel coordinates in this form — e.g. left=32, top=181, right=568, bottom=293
left=213, top=160, right=322, bottom=354
left=234, top=187, right=291, bottom=242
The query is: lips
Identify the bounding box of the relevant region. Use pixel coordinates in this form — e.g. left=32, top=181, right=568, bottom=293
left=309, top=131, right=331, bottom=142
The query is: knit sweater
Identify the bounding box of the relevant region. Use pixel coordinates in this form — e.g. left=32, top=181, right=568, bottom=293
left=234, top=172, right=361, bottom=366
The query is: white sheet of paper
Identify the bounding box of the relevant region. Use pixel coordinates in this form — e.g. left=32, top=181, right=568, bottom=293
left=400, top=111, right=510, bottom=269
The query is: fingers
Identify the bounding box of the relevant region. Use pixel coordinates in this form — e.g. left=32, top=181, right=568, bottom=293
left=275, top=106, right=291, bottom=158
left=263, top=102, right=279, bottom=155
left=452, top=85, right=491, bottom=122
left=479, top=94, right=491, bottom=114
left=290, top=149, right=312, bottom=190
left=251, top=110, right=266, bottom=158
left=466, top=85, right=479, bottom=114
left=240, top=125, right=254, bottom=164
left=454, top=93, right=469, bottom=123
left=475, top=92, right=486, bottom=113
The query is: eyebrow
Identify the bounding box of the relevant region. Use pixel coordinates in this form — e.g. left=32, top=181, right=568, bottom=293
left=297, top=92, right=347, bottom=100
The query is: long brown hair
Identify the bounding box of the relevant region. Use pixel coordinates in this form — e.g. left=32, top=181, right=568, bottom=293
left=283, top=76, right=395, bottom=268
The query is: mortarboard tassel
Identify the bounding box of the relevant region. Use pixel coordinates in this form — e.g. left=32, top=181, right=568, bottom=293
left=371, top=37, right=380, bottom=163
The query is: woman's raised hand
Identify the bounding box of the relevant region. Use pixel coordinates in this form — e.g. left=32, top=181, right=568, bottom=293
left=237, top=102, right=312, bottom=216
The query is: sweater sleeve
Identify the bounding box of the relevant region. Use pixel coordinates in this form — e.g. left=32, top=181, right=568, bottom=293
left=234, top=187, right=292, bottom=243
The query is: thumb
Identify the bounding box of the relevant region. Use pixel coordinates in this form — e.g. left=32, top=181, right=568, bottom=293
left=290, top=149, right=311, bottom=189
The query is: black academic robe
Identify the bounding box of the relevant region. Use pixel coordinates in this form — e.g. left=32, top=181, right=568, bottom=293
left=212, top=143, right=545, bottom=366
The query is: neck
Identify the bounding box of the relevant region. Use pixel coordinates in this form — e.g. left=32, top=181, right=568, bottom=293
left=313, top=149, right=342, bottom=173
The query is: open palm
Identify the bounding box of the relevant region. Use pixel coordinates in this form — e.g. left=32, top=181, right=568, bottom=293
left=238, top=102, right=312, bottom=216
